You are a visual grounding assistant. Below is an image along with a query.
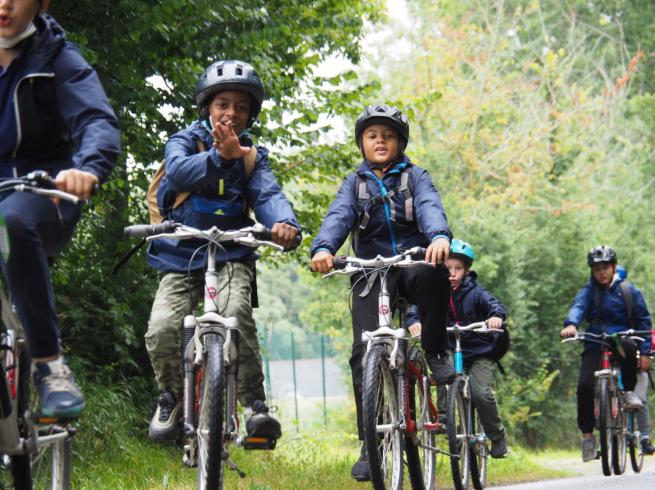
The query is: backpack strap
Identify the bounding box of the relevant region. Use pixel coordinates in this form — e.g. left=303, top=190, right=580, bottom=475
left=170, top=138, right=207, bottom=210
left=619, top=281, right=635, bottom=328
left=349, top=174, right=371, bottom=254
left=397, top=167, right=414, bottom=222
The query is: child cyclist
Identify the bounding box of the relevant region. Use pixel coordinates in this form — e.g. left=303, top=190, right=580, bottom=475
left=0, top=0, right=119, bottom=417
left=310, top=104, right=455, bottom=481
left=145, top=60, right=300, bottom=443
left=561, top=245, right=652, bottom=462
left=407, top=239, right=510, bottom=458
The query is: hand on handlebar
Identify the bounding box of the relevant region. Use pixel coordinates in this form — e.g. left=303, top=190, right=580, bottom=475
left=639, top=355, right=652, bottom=372
left=425, top=237, right=450, bottom=266
left=54, top=169, right=99, bottom=201
left=271, top=222, right=298, bottom=249
left=560, top=324, right=578, bottom=338
left=311, top=250, right=334, bottom=274
left=487, top=317, right=503, bottom=329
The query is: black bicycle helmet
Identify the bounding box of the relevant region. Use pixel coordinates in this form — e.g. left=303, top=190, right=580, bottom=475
left=195, top=60, right=265, bottom=128
left=354, top=104, right=410, bottom=150
left=587, top=245, right=617, bottom=266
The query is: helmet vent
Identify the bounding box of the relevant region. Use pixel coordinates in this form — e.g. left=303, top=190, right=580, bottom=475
left=216, top=67, right=223, bottom=77
left=236, top=66, right=243, bottom=75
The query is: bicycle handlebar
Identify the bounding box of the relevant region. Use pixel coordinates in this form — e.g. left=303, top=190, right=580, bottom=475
left=0, top=171, right=80, bottom=205
left=326, top=247, right=428, bottom=277
left=123, top=221, right=178, bottom=239
left=447, top=320, right=506, bottom=334
left=561, top=329, right=651, bottom=345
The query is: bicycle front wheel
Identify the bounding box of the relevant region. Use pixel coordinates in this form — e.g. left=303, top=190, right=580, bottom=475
left=469, top=403, right=488, bottom=490
left=447, top=377, right=470, bottom=490
left=405, top=353, right=436, bottom=490
left=598, top=378, right=612, bottom=476
left=611, top=392, right=626, bottom=475
left=627, top=414, right=644, bottom=473
left=30, top=427, right=72, bottom=490
left=362, top=344, right=403, bottom=490
left=196, top=332, right=225, bottom=490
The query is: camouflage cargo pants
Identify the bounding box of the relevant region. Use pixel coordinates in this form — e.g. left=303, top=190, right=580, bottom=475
left=145, top=262, right=266, bottom=407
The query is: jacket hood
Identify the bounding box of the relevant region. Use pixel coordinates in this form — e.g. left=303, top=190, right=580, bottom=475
left=454, top=271, right=478, bottom=294
left=22, top=15, right=66, bottom=72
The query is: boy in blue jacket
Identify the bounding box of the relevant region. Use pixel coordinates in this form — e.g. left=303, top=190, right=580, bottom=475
left=407, top=239, right=510, bottom=458
left=145, top=60, right=299, bottom=443
left=0, top=0, right=119, bottom=418
left=561, top=245, right=652, bottom=462
left=311, top=104, right=455, bottom=481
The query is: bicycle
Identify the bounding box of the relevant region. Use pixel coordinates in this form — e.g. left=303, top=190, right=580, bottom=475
left=445, top=321, right=501, bottom=490
left=562, top=329, right=650, bottom=477
left=123, top=221, right=292, bottom=490
left=323, top=248, right=447, bottom=490
left=0, top=172, right=80, bottom=490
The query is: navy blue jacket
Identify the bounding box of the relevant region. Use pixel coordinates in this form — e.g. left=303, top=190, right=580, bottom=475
left=407, top=272, right=507, bottom=360
left=310, top=157, right=451, bottom=259
left=147, top=121, right=300, bottom=273
left=0, top=15, right=119, bottom=181
left=564, top=277, right=652, bottom=354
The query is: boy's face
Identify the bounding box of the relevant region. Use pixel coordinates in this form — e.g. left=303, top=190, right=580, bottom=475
left=446, top=257, right=468, bottom=289
left=591, top=262, right=616, bottom=287
left=0, top=0, right=40, bottom=40
left=361, top=124, right=400, bottom=166
left=208, top=91, right=251, bottom=135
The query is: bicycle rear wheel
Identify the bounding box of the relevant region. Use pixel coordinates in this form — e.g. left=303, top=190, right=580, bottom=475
left=405, top=354, right=435, bottom=490
left=447, top=377, right=470, bottom=490
left=196, top=332, right=225, bottom=490
left=469, top=404, right=488, bottom=490
left=627, top=414, right=644, bottom=473
left=611, top=393, right=626, bottom=475
left=362, top=344, right=403, bottom=490
left=598, top=378, right=612, bottom=476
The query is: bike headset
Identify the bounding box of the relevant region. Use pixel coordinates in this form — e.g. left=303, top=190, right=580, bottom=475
left=0, top=0, right=50, bottom=49
left=195, top=60, right=265, bottom=129
left=354, top=104, right=410, bottom=158
left=450, top=239, right=475, bottom=268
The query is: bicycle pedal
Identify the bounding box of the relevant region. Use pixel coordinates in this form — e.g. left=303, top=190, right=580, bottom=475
left=243, top=435, right=277, bottom=450
left=33, top=414, right=73, bottom=425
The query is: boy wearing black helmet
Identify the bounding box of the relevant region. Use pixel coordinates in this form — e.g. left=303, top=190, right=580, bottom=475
left=145, top=60, right=300, bottom=443
left=561, top=245, right=652, bottom=462
left=310, top=104, right=454, bottom=481
left=0, top=0, right=119, bottom=418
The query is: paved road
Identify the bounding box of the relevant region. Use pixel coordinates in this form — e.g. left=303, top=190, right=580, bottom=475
left=491, top=455, right=655, bottom=489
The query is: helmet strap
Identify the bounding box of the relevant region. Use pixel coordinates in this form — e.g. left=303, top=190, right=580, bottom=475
left=0, top=22, right=37, bottom=49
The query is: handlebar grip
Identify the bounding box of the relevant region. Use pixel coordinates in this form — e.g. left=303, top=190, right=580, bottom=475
left=333, top=256, right=348, bottom=270
left=252, top=227, right=273, bottom=241
left=409, top=247, right=427, bottom=260
left=123, top=221, right=177, bottom=238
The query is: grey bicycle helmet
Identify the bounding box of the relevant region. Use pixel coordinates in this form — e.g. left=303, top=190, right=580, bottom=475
left=195, top=60, right=265, bottom=128
left=587, top=245, right=617, bottom=266
left=355, top=104, right=410, bottom=150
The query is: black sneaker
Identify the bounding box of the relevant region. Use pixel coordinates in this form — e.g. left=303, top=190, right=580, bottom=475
left=32, top=359, right=85, bottom=419
left=149, top=390, right=181, bottom=441
left=245, top=400, right=281, bottom=440
left=641, top=438, right=655, bottom=455
left=490, top=436, right=510, bottom=459
left=426, top=351, right=456, bottom=385
left=351, top=443, right=370, bottom=482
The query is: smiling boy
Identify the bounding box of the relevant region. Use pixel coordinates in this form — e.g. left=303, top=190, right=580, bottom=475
left=145, top=60, right=299, bottom=443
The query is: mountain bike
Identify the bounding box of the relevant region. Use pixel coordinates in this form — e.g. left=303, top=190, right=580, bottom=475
left=562, top=329, right=650, bottom=477
left=323, top=248, right=447, bottom=490
left=446, top=321, right=500, bottom=490
left=124, top=221, right=292, bottom=490
left=0, top=172, right=80, bottom=490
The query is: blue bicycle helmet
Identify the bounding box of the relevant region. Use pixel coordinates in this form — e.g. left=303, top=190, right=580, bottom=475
left=450, top=239, right=475, bottom=266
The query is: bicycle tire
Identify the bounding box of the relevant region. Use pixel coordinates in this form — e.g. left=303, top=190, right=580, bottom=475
left=598, top=378, right=612, bottom=476
left=196, top=332, right=225, bottom=490
left=7, top=347, right=32, bottom=490
left=405, top=355, right=435, bottom=490
left=469, top=404, right=488, bottom=490
left=447, top=377, right=470, bottom=490
left=362, top=344, right=403, bottom=490
left=627, top=414, right=644, bottom=473
left=611, top=392, right=626, bottom=475
left=31, top=428, right=73, bottom=490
